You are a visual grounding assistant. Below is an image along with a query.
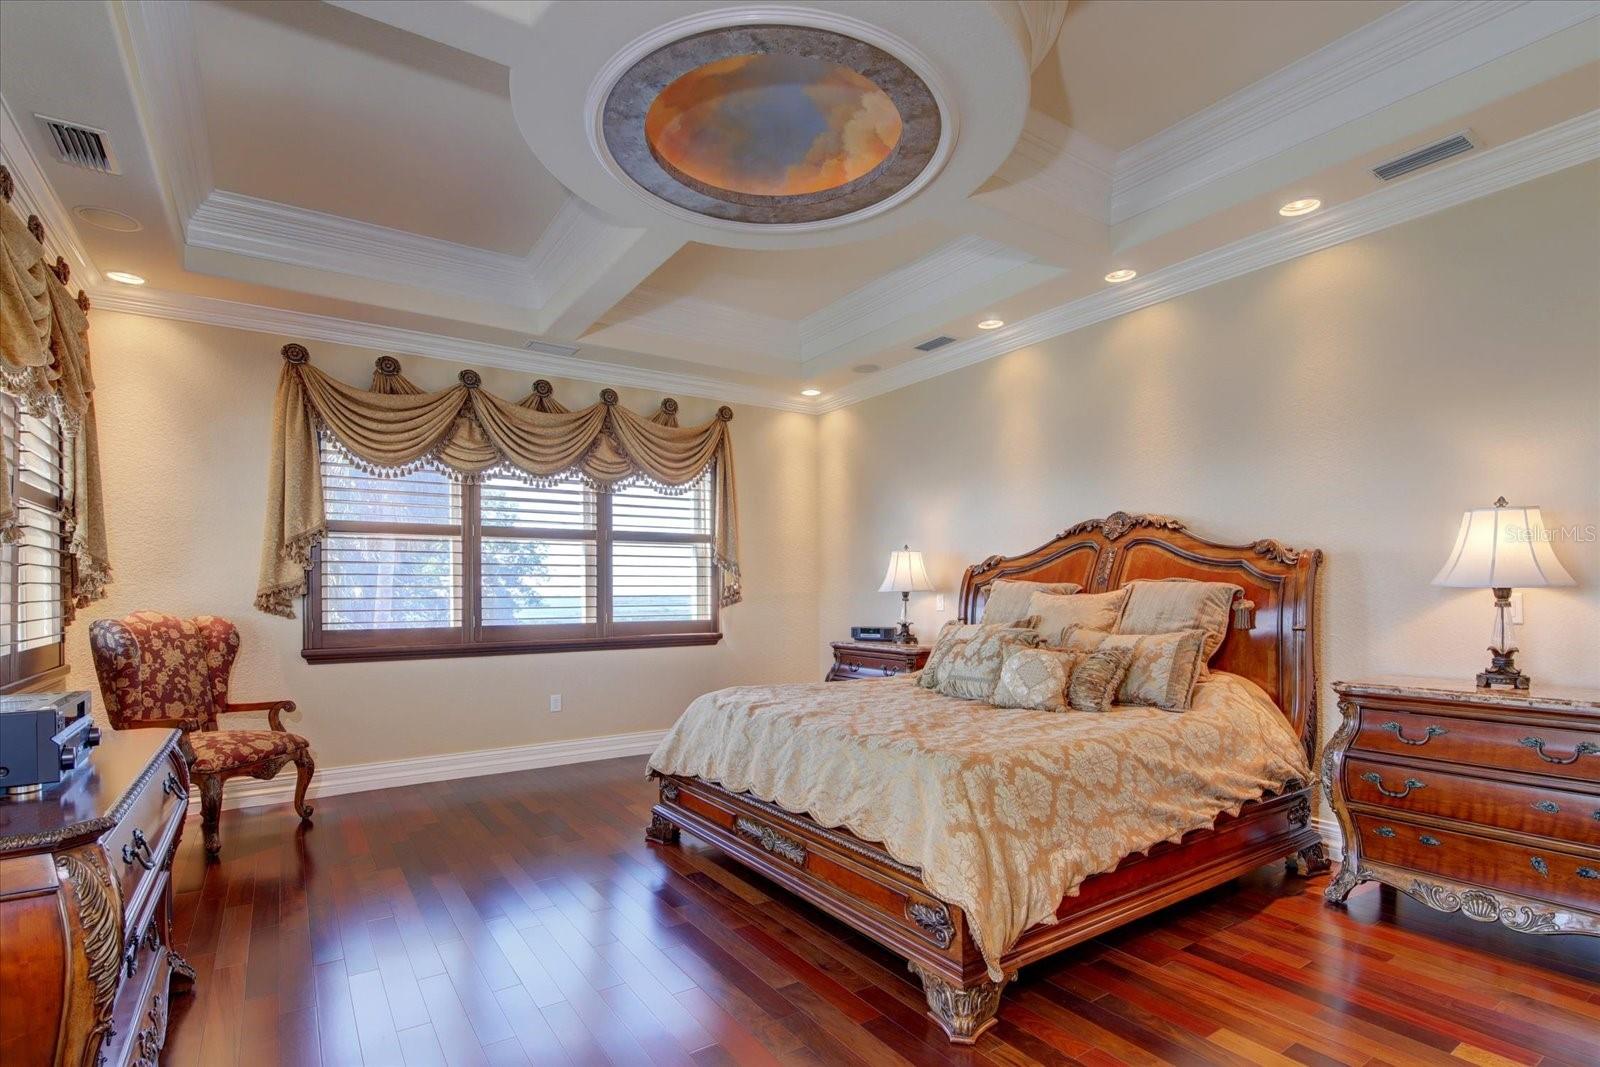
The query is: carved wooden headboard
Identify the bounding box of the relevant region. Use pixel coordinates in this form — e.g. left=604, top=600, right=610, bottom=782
left=957, top=512, right=1322, bottom=759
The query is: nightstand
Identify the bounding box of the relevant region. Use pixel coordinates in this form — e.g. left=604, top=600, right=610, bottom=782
left=826, top=641, right=930, bottom=682
left=1325, top=676, right=1599, bottom=937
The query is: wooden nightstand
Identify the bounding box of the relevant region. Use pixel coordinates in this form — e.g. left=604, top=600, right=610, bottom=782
left=826, top=641, right=930, bottom=682
left=1325, top=676, right=1599, bottom=937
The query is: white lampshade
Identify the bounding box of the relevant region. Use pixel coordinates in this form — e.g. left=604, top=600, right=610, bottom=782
left=1433, top=500, right=1575, bottom=589
left=879, top=546, right=934, bottom=593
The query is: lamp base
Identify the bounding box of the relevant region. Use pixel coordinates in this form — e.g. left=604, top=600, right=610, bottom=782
left=1477, top=646, right=1531, bottom=690
left=895, top=620, right=917, bottom=645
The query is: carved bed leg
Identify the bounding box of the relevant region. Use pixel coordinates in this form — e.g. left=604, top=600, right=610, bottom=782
left=292, top=752, right=316, bottom=822
left=198, top=774, right=224, bottom=859
left=908, top=960, right=1011, bottom=1045
left=1324, top=861, right=1366, bottom=904
left=645, top=812, right=680, bottom=846
left=1289, top=841, right=1331, bottom=876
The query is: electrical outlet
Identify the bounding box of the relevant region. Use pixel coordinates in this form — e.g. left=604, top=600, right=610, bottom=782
left=935, top=593, right=945, bottom=612
left=549, top=694, right=563, bottom=713
left=1510, top=592, right=1524, bottom=625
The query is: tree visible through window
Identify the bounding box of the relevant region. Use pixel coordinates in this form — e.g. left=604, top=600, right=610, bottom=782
left=304, top=434, right=719, bottom=660
left=0, top=395, right=66, bottom=689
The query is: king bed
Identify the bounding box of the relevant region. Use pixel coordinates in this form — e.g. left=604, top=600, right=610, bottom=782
left=646, top=512, right=1327, bottom=1043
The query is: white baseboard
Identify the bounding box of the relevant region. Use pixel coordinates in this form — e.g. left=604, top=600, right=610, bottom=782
left=186, top=728, right=668, bottom=813
left=1313, top=814, right=1345, bottom=861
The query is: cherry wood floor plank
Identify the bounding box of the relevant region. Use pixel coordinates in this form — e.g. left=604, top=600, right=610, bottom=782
left=161, top=755, right=1600, bottom=1065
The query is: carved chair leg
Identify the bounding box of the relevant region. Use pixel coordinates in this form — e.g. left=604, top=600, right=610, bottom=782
left=645, top=812, right=680, bottom=846
left=1324, top=861, right=1366, bottom=904
left=198, top=774, right=224, bottom=859
left=1289, top=840, right=1332, bottom=877
left=292, top=752, right=316, bottom=822
left=908, top=960, right=1011, bottom=1045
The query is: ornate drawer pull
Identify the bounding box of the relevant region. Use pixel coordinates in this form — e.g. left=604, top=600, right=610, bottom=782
left=1361, top=772, right=1425, bottom=799
left=1531, top=800, right=1559, bottom=814
left=1380, top=721, right=1445, bottom=745
left=1418, top=835, right=1441, bottom=847
left=1373, top=826, right=1397, bottom=838
left=1578, top=867, right=1598, bottom=880
left=1530, top=856, right=1549, bottom=878
left=122, top=828, right=156, bottom=871
left=1519, top=737, right=1600, bottom=765
left=162, top=772, right=185, bottom=799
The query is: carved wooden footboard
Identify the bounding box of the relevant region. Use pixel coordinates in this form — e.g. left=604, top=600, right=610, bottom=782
left=646, top=513, right=1327, bottom=1044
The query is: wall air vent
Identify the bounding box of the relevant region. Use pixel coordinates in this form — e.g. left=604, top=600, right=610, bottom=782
left=37, top=116, right=119, bottom=174
left=914, top=335, right=956, bottom=352
left=1372, top=133, right=1474, bottom=182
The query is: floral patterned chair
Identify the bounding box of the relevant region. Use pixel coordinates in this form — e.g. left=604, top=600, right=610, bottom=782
left=89, top=611, right=315, bottom=858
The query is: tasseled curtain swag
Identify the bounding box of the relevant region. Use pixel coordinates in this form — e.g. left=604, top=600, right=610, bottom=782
left=0, top=166, right=110, bottom=620
left=257, top=345, right=741, bottom=617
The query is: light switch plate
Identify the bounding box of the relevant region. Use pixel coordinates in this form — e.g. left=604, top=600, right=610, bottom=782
left=935, top=593, right=945, bottom=612
left=549, top=694, right=563, bottom=712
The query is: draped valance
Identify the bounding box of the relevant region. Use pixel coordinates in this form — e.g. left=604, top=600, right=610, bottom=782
left=257, top=345, right=741, bottom=617
left=0, top=166, right=110, bottom=619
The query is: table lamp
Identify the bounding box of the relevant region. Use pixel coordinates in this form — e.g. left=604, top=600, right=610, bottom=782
left=879, top=545, right=934, bottom=644
left=1433, top=497, right=1574, bottom=689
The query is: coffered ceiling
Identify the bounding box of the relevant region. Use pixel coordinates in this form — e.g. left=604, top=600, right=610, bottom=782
left=1, top=1, right=1596, bottom=412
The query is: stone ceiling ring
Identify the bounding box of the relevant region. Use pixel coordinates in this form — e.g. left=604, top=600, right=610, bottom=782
left=599, top=22, right=944, bottom=227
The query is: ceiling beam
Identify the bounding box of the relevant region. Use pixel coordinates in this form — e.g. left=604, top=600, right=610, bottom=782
left=528, top=199, right=685, bottom=340
left=323, top=0, right=550, bottom=66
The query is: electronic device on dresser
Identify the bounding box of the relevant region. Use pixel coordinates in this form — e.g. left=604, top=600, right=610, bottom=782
left=0, top=728, right=194, bottom=1066
left=1326, top=677, right=1599, bottom=936
left=0, top=690, right=100, bottom=796
left=850, top=625, right=897, bottom=642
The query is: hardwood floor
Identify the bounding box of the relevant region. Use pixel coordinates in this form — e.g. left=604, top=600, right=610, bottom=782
left=162, top=756, right=1600, bottom=1067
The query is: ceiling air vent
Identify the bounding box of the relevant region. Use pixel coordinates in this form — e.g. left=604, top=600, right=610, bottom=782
left=914, top=335, right=956, bottom=352
left=1372, top=133, right=1474, bottom=182
left=37, top=116, right=119, bottom=174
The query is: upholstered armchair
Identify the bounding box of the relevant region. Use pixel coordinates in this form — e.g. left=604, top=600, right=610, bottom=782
left=88, top=612, right=315, bottom=858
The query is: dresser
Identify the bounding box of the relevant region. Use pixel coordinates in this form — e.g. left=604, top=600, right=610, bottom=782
left=1325, top=677, right=1598, bottom=936
left=0, top=729, right=194, bottom=1067
left=826, top=640, right=930, bottom=681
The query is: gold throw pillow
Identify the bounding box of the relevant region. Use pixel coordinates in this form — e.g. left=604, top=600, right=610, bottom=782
left=979, top=579, right=1083, bottom=625
left=1115, top=578, right=1242, bottom=666
left=1062, top=627, right=1210, bottom=711
left=1028, top=587, right=1130, bottom=642
left=991, top=647, right=1082, bottom=712
left=933, top=624, right=1043, bottom=702
left=1066, top=646, right=1136, bottom=713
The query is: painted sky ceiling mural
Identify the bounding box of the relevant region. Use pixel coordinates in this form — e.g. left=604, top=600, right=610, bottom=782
left=604, top=25, right=941, bottom=226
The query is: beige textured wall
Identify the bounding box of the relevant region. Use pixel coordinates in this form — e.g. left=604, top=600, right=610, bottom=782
left=69, top=314, right=820, bottom=767
left=818, top=164, right=1600, bottom=741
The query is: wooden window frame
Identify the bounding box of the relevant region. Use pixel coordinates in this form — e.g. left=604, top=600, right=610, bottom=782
left=0, top=397, right=67, bottom=693
left=302, top=472, right=721, bottom=664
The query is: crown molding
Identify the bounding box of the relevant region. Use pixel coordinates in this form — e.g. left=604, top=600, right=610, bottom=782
left=117, top=0, right=213, bottom=237
left=85, top=285, right=815, bottom=413
left=818, top=110, right=1600, bottom=413
left=1110, top=0, right=1600, bottom=223
left=186, top=190, right=538, bottom=306
left=0, top=96, right=101, bottom=286
left=796, top=235, right=1044, bottom=361
left=993, top=110, right=1114, bottom=223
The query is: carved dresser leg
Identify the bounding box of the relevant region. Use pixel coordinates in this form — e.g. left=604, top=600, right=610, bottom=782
left=1289, top=841, right=1332, bottom=876
left=168, top=949, right=197, bottom=990
left=645, top=812, right=680, bottom=846
left=907, top=960, right=1011, bottom=1045
left=1324, top=861, right=1365, bottom=904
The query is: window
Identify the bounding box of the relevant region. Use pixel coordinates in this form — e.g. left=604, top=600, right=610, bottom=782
left=0, top=396, right=66, bottom=690
left=303, top=435, right=720, bottom=661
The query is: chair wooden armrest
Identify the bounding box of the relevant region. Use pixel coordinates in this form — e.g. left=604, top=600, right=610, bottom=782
left=220, top=699, right=297, bottom=731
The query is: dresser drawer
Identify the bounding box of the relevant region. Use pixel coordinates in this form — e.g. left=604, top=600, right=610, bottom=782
left=107, top=749, right=187, bottom=911
left=1351, top=706, right=1600, bottom=782
left=1353, top=815, right=1600, bottom=911
left=1344, top=756, right=1600, bottom=845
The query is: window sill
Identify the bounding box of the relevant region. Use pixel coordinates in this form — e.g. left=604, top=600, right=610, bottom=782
left=302, top=631, right=723, bottom=664
left=0, top=664, right=70, bottom=695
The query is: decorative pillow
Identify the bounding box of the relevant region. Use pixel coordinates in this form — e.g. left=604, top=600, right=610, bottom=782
left=991, top=647, right=1082, bottom=712
left=1029, top=587, right=1130, bottom=644
left=1066, top=646, right=1135, bottom=713
left=934, top=625, right=1043, bottom=701
left=1115, top=578, right=1242, bottom=665
left=919, top=620, right=980, bottom=689
left=1063, top=627, right=1209, bottom=711
left=980, top=579, right=1082, bottom=625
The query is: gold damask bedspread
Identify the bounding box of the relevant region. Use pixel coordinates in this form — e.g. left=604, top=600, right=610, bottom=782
left=648, top=672, right=1310, bottom=979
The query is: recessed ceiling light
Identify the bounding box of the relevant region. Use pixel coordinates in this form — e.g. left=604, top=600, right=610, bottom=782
left=1104, top=269, right=1137, bottom=284
left=105, top=271, right=145, bottom=285
left=73, top=205, right=142, bottom=232
left=977, top=318, right=1004, bottom=330
left=1279, top=198, right=1322, bottom=217
left=800, top=388, right=822, bottom=397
